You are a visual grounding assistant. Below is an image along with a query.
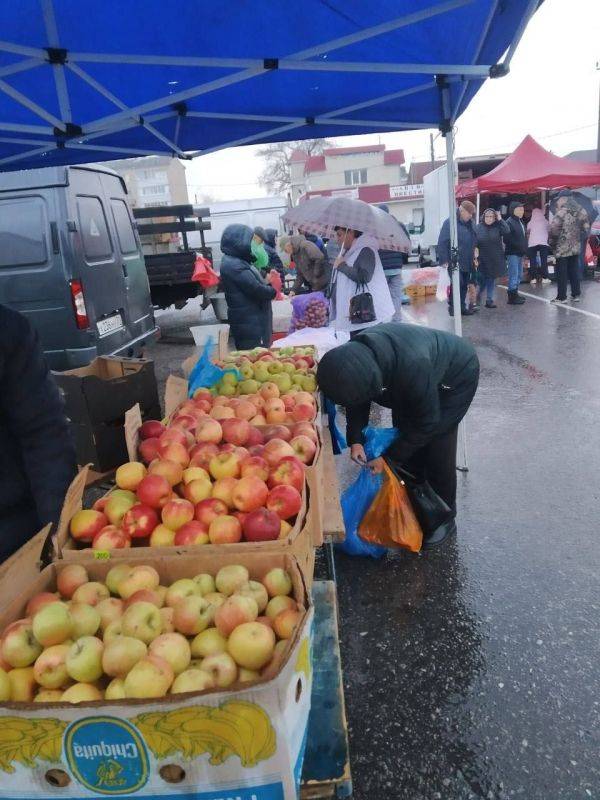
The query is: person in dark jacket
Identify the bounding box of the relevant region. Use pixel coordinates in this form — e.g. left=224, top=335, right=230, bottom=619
left=317, top=323, right=479, bottom=548
left=437, top=200, right=477, bottom=317
left=503, top=200, right=528, bottom=305
left=279, top=235, right=331, bottom=294
left=0, top=305, right=77, bottom=562
left=548, top=193, right=590, bottom=303
left=220, top=224, right=276, bottom=349
left=378, top=204, right=410, bottom=320
left=475, top=208, right=510, bottom=308
left=258, top=227, right=285, bottom=282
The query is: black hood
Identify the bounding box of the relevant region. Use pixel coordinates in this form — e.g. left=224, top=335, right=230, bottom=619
left=220, top=224, right=253, bottom=261
left=509, top=200, right=524, bottom=217
left=264, top=228, right=277, bottom=248
left=317, top=341, right=383, bottom=407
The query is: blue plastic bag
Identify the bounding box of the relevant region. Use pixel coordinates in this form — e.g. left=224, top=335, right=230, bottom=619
left=187, top=337, right=240, bottom=397
left=336, top=426, right=398, bottom=558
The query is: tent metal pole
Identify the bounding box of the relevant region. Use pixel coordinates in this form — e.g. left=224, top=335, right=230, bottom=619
left=0, top=79, right=64, bottom=130
left=279, top=60, right=491, bottom=76
left=476, top=192, right=481, bottom=221
left=502, top=0, right=539, bottom=68
left=444, top=127, right=469, bottom=472
left=42, top=0, right=72, bottom=124
left=0, top=59, right=43, bottom=80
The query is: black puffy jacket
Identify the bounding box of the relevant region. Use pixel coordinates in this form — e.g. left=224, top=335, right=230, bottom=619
left=0, top=305, right=77, bottom=561
left=504, top=203, right=528, bottom=256
left=263, top=229, right=285, bottom=277
left=220, top=224, right=276, bottom=350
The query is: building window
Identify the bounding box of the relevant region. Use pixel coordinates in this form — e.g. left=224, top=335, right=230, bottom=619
left=141, top=185, right=166, bottom=196
left=344, top=168, right=368, bottom=186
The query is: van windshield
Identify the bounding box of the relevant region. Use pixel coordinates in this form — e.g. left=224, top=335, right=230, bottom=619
left=0, top=197, right=47, bottom=267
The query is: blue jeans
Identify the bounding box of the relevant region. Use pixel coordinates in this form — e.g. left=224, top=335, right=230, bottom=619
left=507, top=255, right=523, bottom=290
left=482, top=275, right=496, bottom=302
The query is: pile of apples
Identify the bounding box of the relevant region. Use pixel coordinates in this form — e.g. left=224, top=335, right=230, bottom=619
left=0, top=562, right=303, bottom=704
left=69, top=382, right=319, bottom=551
left=213, top=346, right=317, bottom=399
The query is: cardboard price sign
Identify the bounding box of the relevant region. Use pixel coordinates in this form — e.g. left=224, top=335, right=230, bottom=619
left=124, top=403, right=143, bottom=463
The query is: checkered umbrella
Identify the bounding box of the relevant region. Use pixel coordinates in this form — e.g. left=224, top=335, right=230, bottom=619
left=283, top=196, right=410, bottom=252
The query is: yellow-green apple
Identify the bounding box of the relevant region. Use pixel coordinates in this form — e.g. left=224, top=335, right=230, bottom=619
left=148, top=458, right=184, bottom=487
left=263, top=438, right=295, bottom=468
left=267, top=361, right=283, bottom=375
left=271, top=373, right=292, bottom=393
left=208, top=514, right=242, bottom=544
left=215, top=595, right=258, bottom=637
left=121, top=602, right=163, bottom=644
left=215, top=564, right=249, bottom=596
left=182, top=466, right=210, bottom=484
left=191, top=628, right=228, bottom=658
left=69, top=603, right=101, bottom=639
left=26, top=592, right=59, bottom=617
left=96, top=598, right=124, bottom=631
left=61, top=682, right=103, bottom=703
left=189, top=442, right=219, bottom=470
left=279, top=520, right=293, bottom=539
left=165, top=579, right=201, bottom=608
left=34, top=688, right=64, bottom=703
left=204, top=592, right=226, bottom=609
left=173, top=596, right=214, bottom=636
left=211, top=477, right=238, bottom=509
left=102, top=636, right=147, bottom=678
left=173, top=521, right=209, bottom=546
left=105, top=563, right=131, bottom=596
left=32, top=602, right=73, bottom=647
left=209, top=452, right=241, bottom=480
left=240, top=456, right=270, bottom=482
left=140, top=420, right=166, bottom=440
left=266, top=485, right=303, bottom=520
left=92, top=525, right=131, bottom=551
left=236, top=581, right=269, bottom=613
left=105, top=677, right=127, bottom=700
left=57, top=564, right=88, bottom=600
left=118, top=565, right=160, bottom=599
left=239, top=667, right=261, bottom=682
left=199, top=653, right=237, bottom=688
left=266, top=595, right=297, bottom=620
left=156, top=441, right=190, bottom=469
left=192, top=573, right=215, bottom=595
left=33, top=643, right=71, bottom=689
left=256, top=615, right=274, bottom=630
left=262, top=568, right=293, bottom=597
left=273, top=608, right=302, bottom=639
left=253, top=363, right=271, bottom=383
left=161, top=498, right=194, bottom=531
left=230, top=476, right=269, bottom=513
left=122, top=504, right=159, bottom=539
left=183, top=477, right=212, bottom=504
left=125, top=589, right=164, bottom=609
left=239, top=379, right=259, bottom=395
left=136, top=474, right=172, bottom=509
left=103, top=619, right=123, bottom=642
left=0, top=667, right=11, bottom=700
left=221, top=418, right=250, bottom=447
left=268, top=455, right=305, bottom=492
left=160, top=607, right=175, bottom=633
left=149, top=632, right=191, bottom=674
left=171, top=668, right=214, bottom=693
left=290, top=435, right=317, bottom=465
left=227, top=621, right=276, bottom=670
left=70, top=509, right=108, bottom=542
left=150, top=524, right=176, bottom=547
left=155, top=586, right=168, bottom=605
left=139, top=437, right=161, bottom=464
left=2, top=619, right=42, bottom=667
left=115, top=461, right=147, bottom=491
left=104, top=492, right=136, bottom=526
left=242, top=508, right=281, bottom=542
left=195, top=418, right=223, bottom=444
left=66, top=636, right=104, bottom=682
left=124, top=654, right=174, bottom=698
left=8, top=667, right=36, bottom=701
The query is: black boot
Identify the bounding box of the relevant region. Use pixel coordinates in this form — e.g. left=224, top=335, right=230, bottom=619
left=507, top=290, right=525, bottom=305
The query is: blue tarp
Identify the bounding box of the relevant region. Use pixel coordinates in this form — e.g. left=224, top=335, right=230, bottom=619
left=0, top=1, right=538, bottom=171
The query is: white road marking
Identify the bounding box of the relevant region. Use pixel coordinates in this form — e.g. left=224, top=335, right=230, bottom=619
left=496, top=285, right=600, bottom=321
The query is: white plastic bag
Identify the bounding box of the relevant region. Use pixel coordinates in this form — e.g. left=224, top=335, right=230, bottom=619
left=436, top=266, right=450, bottom=302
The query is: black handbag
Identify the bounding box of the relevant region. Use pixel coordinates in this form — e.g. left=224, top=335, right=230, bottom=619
left=388, top=462, right=451, bottom=536
left=349, top=282, right=376, bottom=324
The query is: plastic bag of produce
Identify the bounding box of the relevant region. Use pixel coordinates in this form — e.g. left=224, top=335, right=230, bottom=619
left=359, top=461, right=423, bottom=552
left=289, top=291, right=329, bottom=332
left=436, top=266, right=450, bottom=302
left=187, top=337, right=240, bottom=397
left=191, top=255, right=219, bottom=288
left=336, top=426, right=398, bottom=558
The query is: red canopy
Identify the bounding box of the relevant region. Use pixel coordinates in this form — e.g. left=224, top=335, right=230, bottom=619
left=456, top=136, right=600, bottom=198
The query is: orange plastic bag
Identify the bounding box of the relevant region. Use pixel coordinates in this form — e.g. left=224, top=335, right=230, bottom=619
left=358, top=461, right=423, bottom=552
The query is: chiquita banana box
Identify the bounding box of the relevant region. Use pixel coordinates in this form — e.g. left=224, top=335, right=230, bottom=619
left=0, top=553, right=313, bottom=800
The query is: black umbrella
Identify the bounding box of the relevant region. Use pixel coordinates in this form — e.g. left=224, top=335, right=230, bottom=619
left=549, top=190, right=598, bottom=224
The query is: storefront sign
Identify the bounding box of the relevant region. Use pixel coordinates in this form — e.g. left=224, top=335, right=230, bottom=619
left=390, top=183, right=423, bottom=198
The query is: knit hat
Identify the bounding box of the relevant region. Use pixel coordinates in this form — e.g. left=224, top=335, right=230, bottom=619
left=509, top=200, right=524, bottom=215
left=459, top=200, right=476, bottom=215
left=253, top=226, right=266, bottom=243
left=316, top=342, right=383, bottom=407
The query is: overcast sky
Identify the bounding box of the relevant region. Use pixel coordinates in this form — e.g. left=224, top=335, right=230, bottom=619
left=185, top=0, right=600, bottom=202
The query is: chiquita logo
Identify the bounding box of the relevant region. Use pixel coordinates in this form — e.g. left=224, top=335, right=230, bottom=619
left=64, top=716, right=149, bottom=795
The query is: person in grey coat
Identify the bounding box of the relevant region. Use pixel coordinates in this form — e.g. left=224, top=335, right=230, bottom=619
left=475, top=208, right=509, bottom=308
left=437, top=200, right=477, bottom=317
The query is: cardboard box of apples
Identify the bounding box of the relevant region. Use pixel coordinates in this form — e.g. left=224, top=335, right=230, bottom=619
left=0, top=551, right=313, bottom=800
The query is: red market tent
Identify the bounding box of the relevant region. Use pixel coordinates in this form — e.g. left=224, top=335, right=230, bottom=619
left=456, top=135, right=600, bottom=197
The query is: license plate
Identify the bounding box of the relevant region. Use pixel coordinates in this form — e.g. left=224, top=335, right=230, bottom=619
left=97, top=313, right=124, bottom=336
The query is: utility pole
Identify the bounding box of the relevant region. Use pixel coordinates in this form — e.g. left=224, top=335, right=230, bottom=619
left=596, top=61, right=600, bottom=163
left=429, top=132, right=436, bottom=172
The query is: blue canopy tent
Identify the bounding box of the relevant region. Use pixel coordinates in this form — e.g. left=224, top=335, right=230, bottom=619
left=0, top=0, right=541, bottom=465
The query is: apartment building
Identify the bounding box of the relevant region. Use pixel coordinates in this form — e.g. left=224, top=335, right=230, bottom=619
left=103, top=155, right=189, bottom=208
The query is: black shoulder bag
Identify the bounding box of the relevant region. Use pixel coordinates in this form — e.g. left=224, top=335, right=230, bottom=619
left=388, top=462, right=451, bottom=535
left=349, top=281, right=376, bottom=325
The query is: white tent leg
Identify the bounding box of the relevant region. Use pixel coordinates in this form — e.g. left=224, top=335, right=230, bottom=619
left=476, top=192, right=481, bottom=221
left=444, top=127, right=469, bottom=471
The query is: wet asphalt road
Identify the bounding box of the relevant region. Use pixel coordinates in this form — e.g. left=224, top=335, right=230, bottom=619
left=147, top=283, right=599, bottom=800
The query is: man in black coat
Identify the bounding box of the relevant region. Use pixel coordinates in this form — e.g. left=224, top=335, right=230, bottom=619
left=220, top=224, right=276, bottom=350
left=0, top=304, right=77, bottom=562
left=503, top=200, right=528, bottom=305
left=317, top=323, right=479, bottom=548
left=437, top=200, right=478, bottom=317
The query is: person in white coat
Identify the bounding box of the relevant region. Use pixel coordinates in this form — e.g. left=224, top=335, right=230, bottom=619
left=329, top=228, right=395, bottom=337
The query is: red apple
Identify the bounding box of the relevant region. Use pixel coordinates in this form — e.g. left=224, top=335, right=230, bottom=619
left=235, top=400, right=257, bottom=421
left=248, top=444, right=265, bottom=458
left=92, top=525, right=131, bottom=550
left=210, top=405, right=235, bottom=420
left=266, top=485, right=303, bottom=520
left=122, top=504, right=159, bottom=539
left=259, top=382, right=280, bottom=400
left=221, top=418, right=250, bottom=446
left=136, top=474, right=172, bottom=509
left=115, top=461, right=147, bottom=491
left=268, top=455, right=305, bottom=492
left=282, top=395, right=296, bottom=412
left=231, top=476, right=269, bottom=512
left=240, top=456, right=270, bottom=481
left=26, top=592, right=59, bottom=617
left=292, top=403, right=316, bottom=422
left=189, top=442, right=220, bottom=470
left=139, top=420, right=166, bottom=440
left=139, top=437, right=161, bottom=464
left=70, top=510, right=108, bottom=542
left=193, top=388, right=213, bottom=404
left=290, top=435, right=317, bottom=465
left=249, top=414, right=267, bottom=426
left=148, top=458, right=184, bottom=487
left=263, top=424, right=292, bottom=443
left=209, top=452, right=241, bottom=480
left=263, top=438, right=295, bottom=467
left=195, top=418, right=223, bottom=444
left=246, top=426, right=265, bottom=447
left=162, top=498, right=195, bottom=531
left=194, top=498, right=228, bottom=527
left=211, top=477, right=238, bottom=509
left=208, top=515, right=242, bottom=544
left=156, top=441, right=190, bottom=469
left=183, top=476, right=213, bottom=504
left=171, top=414, right=197, bottom=432
left=292, top=422, right=318, bottom=443
left=159, top=428, right=192, bottom=449
left=92, top=496, right=108, bottom=513
left=218, top=443, right=237, bottom=454
left=243, top=508, right=281, bottom=542
left=174, top=521, right=209, bottom=546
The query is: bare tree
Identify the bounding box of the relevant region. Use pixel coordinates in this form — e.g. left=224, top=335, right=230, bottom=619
left=257, top=138, right=331, bottom=195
